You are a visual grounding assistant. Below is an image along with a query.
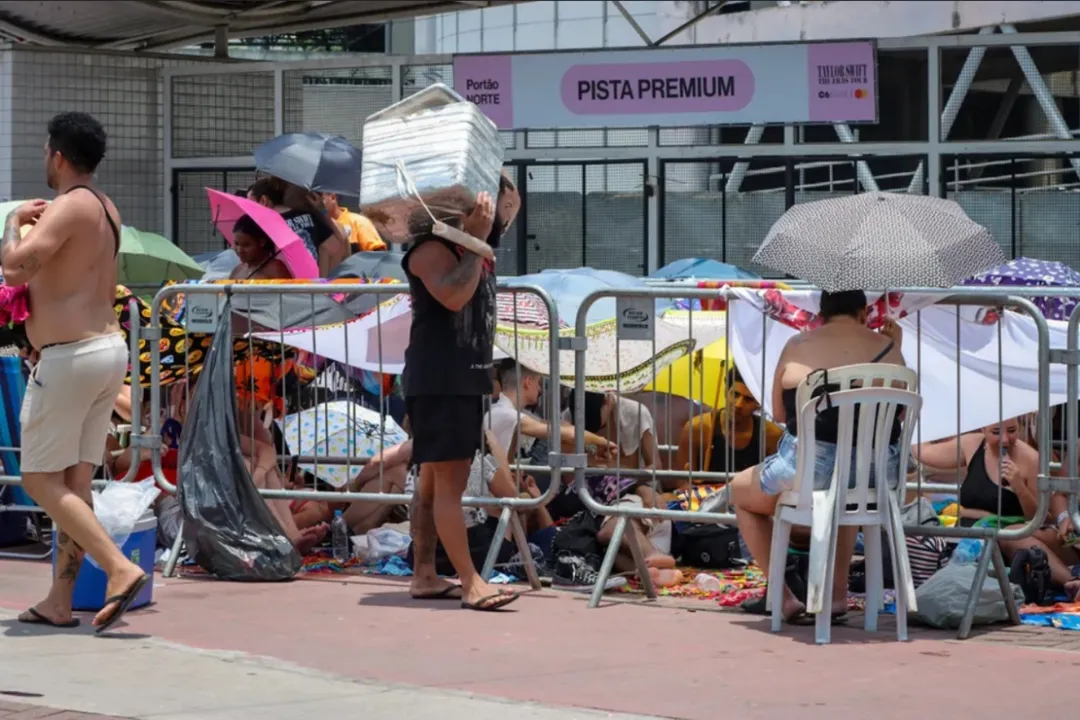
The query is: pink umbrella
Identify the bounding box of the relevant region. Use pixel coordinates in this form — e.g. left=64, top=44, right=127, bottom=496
left=205, top=188, right=320, bottom=279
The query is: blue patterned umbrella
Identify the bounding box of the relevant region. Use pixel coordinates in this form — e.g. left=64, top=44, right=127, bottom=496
left=963, top=257, right=1080, bottom=321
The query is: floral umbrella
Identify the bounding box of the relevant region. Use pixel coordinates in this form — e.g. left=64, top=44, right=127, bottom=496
left=963, top=257, right=1080, bottom=321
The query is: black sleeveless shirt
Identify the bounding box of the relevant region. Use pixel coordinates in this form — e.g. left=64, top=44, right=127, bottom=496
left=401, top=236, right=495, bottom=397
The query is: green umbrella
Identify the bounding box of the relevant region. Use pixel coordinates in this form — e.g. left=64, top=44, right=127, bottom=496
left=118, top=225, right=203, bottom=288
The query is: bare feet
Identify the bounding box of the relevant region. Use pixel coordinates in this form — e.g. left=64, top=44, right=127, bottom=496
left=523, top=476, right=541, bottom=499
left=647, top=567, right=683, bottom=587
left=92, top=563, right=147, bottom=630
left=1066, top=579, right=1080, bottom=601
left=645, top=552, right=676, bottom=569
left=291, top=523, right=329, bottom=555
left=781, top=588, right=806, bottom=622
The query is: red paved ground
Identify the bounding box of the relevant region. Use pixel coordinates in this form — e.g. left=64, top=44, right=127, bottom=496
left=2, top=558, right=1078, bottom=719
left=0, top=700, right=128, bottom=719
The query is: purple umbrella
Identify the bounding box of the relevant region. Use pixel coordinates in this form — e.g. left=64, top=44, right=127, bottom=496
left=963, top=257, right=1080, bottom=321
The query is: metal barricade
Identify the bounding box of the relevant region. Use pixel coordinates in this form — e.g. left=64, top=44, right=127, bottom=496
left=0, top=299, right=147, bottom=560
left=563, top=284, right=1060, bottom=640
left=140, top=282, right=564, bottom=588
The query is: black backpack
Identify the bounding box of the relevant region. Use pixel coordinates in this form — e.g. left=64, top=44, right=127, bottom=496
left=1008, top=547, right=1054, bottom=606
left=671, top=523, right=742, bottom=570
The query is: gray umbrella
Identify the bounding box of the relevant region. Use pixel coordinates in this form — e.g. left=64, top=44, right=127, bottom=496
left=330, top=251, right=408, bottom=316
left=330, top=251, right=408, bottom=282
left=196, top=249, right=241, bottom=281
left=230, top=293, right=355, bottom=334
left=253, top=133, right=362, bottom=196
left=752, top=192, right=1006, bottom=292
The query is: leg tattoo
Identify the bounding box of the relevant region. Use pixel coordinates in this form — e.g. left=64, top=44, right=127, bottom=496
left=410, top=489, right=436, bottom=569
left=55, top=529, right=84, bottom=583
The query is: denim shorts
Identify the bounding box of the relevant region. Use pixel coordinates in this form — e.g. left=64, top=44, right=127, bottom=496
left=759, top=430, right=901, bottom=496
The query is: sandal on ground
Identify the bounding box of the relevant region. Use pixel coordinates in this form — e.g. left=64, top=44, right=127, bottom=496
left=411, top=585, right=463, bottom=600
left=461, top=591, right=519, bottom=612
left=18, top=608, right=80, bottom=628
left=95, top=574, right=150, bottom=635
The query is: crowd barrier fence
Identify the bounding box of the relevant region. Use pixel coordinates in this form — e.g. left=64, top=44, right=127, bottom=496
left=4, top=283, right=1080, bottom=644
left=558, top=284, right=1080, bottom=641
left=144, top=282, right=565, bottom=586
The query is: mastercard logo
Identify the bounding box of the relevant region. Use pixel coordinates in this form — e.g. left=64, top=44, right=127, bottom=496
left=854, top=88, right=868, bottom=100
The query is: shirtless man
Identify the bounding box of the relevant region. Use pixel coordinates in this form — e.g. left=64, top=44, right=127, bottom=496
left=2, top=112, right=148, bottom=634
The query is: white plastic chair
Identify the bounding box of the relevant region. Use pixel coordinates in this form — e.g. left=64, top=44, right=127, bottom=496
left=767, top=363, right=921, bottom=644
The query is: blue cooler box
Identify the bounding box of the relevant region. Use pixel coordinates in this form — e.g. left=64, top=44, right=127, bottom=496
left=52, top=512, right=156, bottom=612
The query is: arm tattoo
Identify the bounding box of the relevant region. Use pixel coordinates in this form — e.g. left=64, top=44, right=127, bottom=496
left=1, top=218, right=20, bottom=261
left=444, top=252, right=483, bottom=288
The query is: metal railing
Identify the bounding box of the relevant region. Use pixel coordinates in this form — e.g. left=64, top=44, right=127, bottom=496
left=143, top=281, right=565, bottom=587
left=549, top=283, right=1077, bottom=640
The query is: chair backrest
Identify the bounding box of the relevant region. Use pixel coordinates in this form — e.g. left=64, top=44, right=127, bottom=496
left=794, top=362, right=918, bottom=413
left=791, top=382, right=922, bottom=515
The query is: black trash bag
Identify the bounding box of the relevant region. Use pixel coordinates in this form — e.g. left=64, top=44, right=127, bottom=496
left=177, top=302, right=302, bottom=581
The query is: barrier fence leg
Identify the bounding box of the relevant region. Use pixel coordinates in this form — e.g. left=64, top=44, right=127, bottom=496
left=480, top=507, right=514, bottom=581
left=589, top=517, right=628, bottom=609
left=990, top=542, right=1021, bottom=626
left=508, top=511, right=543, bottom=590
left=162, top=519, right=185, bottom=579
left=623, top=518, right=658, bottom=602
left=957, top=539, right=996, bottom=640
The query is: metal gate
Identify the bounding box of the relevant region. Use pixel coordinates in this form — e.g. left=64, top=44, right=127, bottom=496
left=499, top=160, right=649, bottom=277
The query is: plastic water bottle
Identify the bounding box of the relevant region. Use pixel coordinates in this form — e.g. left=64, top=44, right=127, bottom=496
left=694, top=573, right=723, bottom=592
left=951, top=538, right=983, bottom=566
left=331, top=510, right=350, bottom=561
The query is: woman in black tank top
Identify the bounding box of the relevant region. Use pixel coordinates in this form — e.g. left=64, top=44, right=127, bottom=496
left=914, top=421, right=1080, bottom=597
left=726, top=290, right=912, bottom=621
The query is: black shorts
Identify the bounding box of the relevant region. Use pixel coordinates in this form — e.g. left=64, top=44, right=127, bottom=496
left=406, top=395, right=485, bottom=464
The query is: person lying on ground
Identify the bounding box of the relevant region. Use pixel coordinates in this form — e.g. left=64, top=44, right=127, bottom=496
left=914, top=418, right=1080, bottom=599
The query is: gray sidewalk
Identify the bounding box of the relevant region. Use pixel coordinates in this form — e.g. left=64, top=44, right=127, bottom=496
left=0, top=610, right=653, bottom=720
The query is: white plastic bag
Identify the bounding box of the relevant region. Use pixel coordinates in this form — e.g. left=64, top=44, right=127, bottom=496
left=87, top=478, right=160, bottom=569
left=360, top=527, right=410, bottom=562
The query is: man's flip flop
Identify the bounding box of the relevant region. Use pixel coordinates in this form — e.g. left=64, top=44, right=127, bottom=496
left=94, top=574, right=150, bottom=635
left=411, top=585, right=463, bottom=600
left=19, top=608, right=80, bottom=628
left=461, top=591, right=519, bottom=612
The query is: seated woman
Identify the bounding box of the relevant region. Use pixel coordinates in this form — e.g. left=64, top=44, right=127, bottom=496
left=229, top=214, right=291, bottom=281
left=729, top=290, right=906, bottom=622
left=675, top=365, right=784, bottom=481
left=914, top=419, right=1080, bottom=599
left=237, top=431, right=329, bottom=554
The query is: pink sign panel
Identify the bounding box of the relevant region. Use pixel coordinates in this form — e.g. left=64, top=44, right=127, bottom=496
left=807, top=42, right=877, bottom=123
left=453, top=42, right=877, bottom=130
left=454, top=54, right=514, bottom=128
left=559, top=60, right=754, bottom=116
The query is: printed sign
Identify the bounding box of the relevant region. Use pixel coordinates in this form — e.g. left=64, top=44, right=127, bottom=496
left=185, top=294, right=220, bottom=334
left=454, top=41, right=876, bottom=129
left=616, top=297, right=655, bottom=342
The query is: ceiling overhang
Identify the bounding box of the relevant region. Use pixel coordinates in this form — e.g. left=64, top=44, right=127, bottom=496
left=0, top=1, right=519, bottom=53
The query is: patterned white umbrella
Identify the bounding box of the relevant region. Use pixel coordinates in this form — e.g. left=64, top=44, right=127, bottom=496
left=753, top=192, right=1006, bottom=292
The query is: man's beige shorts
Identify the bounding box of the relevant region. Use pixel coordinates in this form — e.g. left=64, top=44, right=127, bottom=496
left=20, top=333, right=127, bottom=474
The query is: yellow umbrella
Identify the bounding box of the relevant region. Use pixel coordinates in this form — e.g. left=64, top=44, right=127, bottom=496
left=647, top=336, right=730, bottom=410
